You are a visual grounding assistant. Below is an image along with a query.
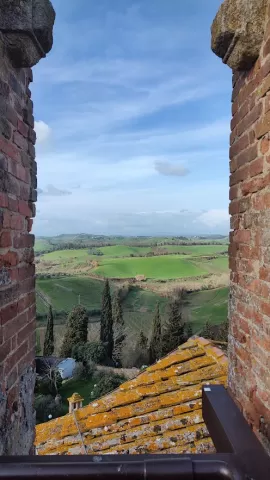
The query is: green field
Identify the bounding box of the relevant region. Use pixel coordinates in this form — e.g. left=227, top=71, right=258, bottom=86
left=99, top=245, right=151, bottom=256
left=36, top=276, right=105, bottom=313
left=187, top=287, right=228, bottom=331
left=36, top=236, right=229, bottom=354
left=93, top=255, right=207, bottom=280
left=41, top=249, right=89, bottom=261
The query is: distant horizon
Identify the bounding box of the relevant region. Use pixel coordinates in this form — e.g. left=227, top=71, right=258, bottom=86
left=35, top=232, right=229, bottom=239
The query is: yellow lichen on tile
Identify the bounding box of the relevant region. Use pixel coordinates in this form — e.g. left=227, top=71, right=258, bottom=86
left=35, top=336, right=228, bottom=456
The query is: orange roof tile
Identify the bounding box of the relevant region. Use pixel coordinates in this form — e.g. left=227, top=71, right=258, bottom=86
left=35, top=336, right=228, bottom=455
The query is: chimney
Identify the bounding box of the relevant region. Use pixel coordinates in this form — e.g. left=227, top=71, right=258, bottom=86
left=211, top=0, right=270, bottom=453
left=68, top=393, right=84, bottom=413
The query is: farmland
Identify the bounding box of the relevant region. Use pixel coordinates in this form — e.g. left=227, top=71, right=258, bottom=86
left=35, top=235, right=229, bottom=355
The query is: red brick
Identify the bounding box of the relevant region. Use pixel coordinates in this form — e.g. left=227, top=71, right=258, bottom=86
left=265, top=95, right=270, bottom=114
left=18, top=264, right=35, bottom=281
left=236, top=144, right=257, bottom=169
left=17, top=319, right=35, bottom=348
left=263, top=37, right=270, bottom=59
left=2, top=210, right=11, bottom=228
left=229, top=134, right=249, bottom=159
left=27, top=218, right=33, bottom=232
left=259, top=266, right=270, bottom=282
left=10, top=213, right=24, bottom=231
left=0, top=192, right=8, bottom=208
left=0, top=135, right=20, bottom=162
left=17, top=292, right=35, bottom=314
left=260, top=137, right=270, bottom=154
left=236, top=102, right=262, bottom=137
left=17, top=348, right=35, bottom=377
left=249, top=157, right=264, bottom=177
left=234, top=229, right=251, bottom=244
left=261, top=191, right=270, bottom=207
left=230, top=165, right=250, bottom=186
left=256, top=110, right=270, bottom=139
left=0, top=338, right=11, bottom=363
left=231, top=99, right=249, bottom=130
left=18, top=200, right=32, bottom=217
left=230, top=214, right=240, bottom=230
left=239, top=196, right=251, bottom=213
left=16, top=164, right=30, bottom=183
left=3, top=339, right=28, bottom=375
left=13, top=233, right=34, bottom=249
left=229, top=200, right=240, bottom=215
left=0, top=231, right=12, bottom=248
left=0, top=302, right=18, bottom=326
left=13, top=131, right=28, bottom=151
left=229, top=184, right=240, bottom=200
left=0, top=250, right=18, bottom=267
left=2, top=311, right=28, bottom=343
left=17, top=119, right=29, bottom=138
left=241, top=177, right=262, bottom=196
left=260, top=299, right=270, bottom=316
left=5, top=365, right=18, bottom=390
left=252, top=193, right=265, bottom=210
left=8, top=195, right=18, bottom=212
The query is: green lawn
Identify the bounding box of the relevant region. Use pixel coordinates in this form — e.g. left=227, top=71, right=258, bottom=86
left=99, top=245, right=151, bottom=257
left=93, top=255, right=207, bottom=280
left=59, top=378, right=96, bottom=413
left=198, top=256, right=229, bottom=273
left=163, top=245, right=228, bottom=255
left=41, top=249, right=89, bottom=261
left=36, top=276, right=105, bottom=312
left=35, top=238, right=54, bottom=253
left=187, top=287, right=229, bottom=332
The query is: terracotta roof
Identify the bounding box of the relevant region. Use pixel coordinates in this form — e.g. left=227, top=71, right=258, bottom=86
left=35, top=337, right=228, bottom=456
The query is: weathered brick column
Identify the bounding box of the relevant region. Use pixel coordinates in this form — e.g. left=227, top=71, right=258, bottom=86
left=0, top=0, right=55, bottom=455
left=212, top=0, right=270, bottom=452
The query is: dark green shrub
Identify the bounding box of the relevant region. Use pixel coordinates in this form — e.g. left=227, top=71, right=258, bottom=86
left=34, top=394, right=66, bottom=424
left=72, top=342, right=107, bottom=365
left=91, top=372, right=126, bottom=400
left=73, top=360, right=96, bottom=381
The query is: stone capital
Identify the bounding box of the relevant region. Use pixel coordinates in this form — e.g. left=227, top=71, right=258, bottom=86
left=211, top=0, right=268, bottom=71
left=0, top=0, right=55, bottom=68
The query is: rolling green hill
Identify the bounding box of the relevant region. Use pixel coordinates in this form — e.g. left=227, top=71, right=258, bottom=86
left=93, top=255, right=207, bottom=280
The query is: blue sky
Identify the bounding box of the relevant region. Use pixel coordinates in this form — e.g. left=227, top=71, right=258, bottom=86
left=32, top=0, right=231, bottom=237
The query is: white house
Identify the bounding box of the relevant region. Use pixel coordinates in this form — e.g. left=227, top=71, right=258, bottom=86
left=57, top=358, right=76, bottom=380
left=36, top=356, right=76, bottom=380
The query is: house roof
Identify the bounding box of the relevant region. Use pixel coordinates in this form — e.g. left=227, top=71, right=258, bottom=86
left=35, top=337, right=228, bottom=456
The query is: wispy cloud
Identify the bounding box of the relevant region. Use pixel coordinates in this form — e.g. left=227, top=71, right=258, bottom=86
left=35, top=120, right=52, bottom=144
left=38, top=184, right=72, bottom=197
left=155, top=160, right=189, bottom=177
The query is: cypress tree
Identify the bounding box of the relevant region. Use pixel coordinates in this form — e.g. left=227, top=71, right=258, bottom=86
left=60, top=305, right=88, bottom=358
left=43, top=305, right=54, bottom=356
left=203, top=320, right=212, bottom=339
left=161, top=298, right=186, bottom=356
left=100, top=279, right=114, bottom=359
left=112, top=291, right=125, bottom=366
left=149, top=303, right=162, bottom=364
left=137, top=330, right=148, bottom=350
left=186, top=322, right=193, bottom=340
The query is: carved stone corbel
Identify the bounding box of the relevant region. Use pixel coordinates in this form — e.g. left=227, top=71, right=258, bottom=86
left=211, top=0, right=268, bottom=70
left=0, top=0, right=55, bottom=68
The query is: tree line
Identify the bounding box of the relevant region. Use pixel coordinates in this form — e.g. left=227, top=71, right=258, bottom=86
left=42, top=281, right=195, bottom=368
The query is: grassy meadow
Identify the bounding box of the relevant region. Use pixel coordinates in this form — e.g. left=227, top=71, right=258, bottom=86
left=35, top=235, right=229, bottom=355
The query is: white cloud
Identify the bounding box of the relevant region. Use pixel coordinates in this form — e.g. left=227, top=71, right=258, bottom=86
left=197, top=209, right=229, bottom=228
left=155, top=160, right=189, bottom=177
left=35, top=121, right=52, bottom=145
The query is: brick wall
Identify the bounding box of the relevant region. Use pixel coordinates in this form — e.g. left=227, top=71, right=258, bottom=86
left=228, top=6, right=270, bottom=452
left=0, top=34, right=37, bottom=455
